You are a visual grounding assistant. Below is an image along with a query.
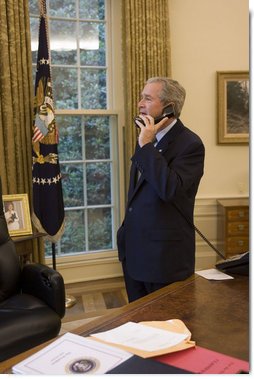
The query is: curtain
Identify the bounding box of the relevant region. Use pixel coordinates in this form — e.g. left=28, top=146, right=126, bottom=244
left=0, top=0, right=44, bottom=262
left=122, top=0, right=171, bottom=189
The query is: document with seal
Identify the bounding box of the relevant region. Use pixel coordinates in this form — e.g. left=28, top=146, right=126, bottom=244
left=12, top=332, right=132, bottom=375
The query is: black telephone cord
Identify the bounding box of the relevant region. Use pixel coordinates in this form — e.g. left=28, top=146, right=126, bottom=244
left=173, top=202, right=226, bottom=261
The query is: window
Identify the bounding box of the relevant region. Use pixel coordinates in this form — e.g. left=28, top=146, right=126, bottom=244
left=29, top=0, right=123, bottom=260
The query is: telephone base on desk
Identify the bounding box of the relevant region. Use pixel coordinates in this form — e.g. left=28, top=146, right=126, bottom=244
left=216, top=251, right=249, bottom=276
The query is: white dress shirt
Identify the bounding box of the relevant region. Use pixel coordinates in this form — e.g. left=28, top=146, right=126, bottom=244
left=155, top=119, right=177, bottom=145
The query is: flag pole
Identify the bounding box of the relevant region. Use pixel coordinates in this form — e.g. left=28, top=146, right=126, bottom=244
left=51, top=242, right=76, bottom=308
left=52, top=242, right=56, bottom=270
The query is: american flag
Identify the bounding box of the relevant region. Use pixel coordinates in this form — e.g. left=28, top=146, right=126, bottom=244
left=32, top=126, right=44, bottom=143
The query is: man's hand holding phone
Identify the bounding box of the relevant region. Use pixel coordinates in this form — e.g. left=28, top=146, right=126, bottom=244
left=136, top=115, right=169, bottom=148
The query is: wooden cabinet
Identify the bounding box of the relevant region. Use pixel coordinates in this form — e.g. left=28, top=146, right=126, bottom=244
left=217, top=198, right=249, bottom=258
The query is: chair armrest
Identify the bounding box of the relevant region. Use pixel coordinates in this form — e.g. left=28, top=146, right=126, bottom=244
left=21, top=263, right=65, bottom=318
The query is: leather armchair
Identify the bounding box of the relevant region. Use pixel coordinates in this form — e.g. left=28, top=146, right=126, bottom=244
left=0, top=182, right=65, bottom=362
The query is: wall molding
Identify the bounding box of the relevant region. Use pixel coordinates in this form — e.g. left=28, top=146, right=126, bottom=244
left=194, top=198, right=220, bottom=270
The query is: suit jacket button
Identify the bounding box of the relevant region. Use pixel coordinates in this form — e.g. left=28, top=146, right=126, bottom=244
left=128, top=207, right=133, bottom=212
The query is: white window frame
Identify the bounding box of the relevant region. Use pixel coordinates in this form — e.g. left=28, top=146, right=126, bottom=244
left=44, top=0, right=125, bottom=283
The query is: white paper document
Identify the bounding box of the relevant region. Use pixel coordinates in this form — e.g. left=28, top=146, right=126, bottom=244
left=196, top=268, right=234, bottom=280
left=91, top=321, right=189, bottom=352
left=12, top=332, right=132, bottom=375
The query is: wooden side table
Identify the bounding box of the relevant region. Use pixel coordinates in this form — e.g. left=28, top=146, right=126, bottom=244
left=12, top=232, right=46, bottom=266
left=217, top=198, right=249, bottom=258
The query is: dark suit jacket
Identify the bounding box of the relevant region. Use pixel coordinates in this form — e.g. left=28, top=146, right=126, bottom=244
left=117, top=119, right=205, bottom=283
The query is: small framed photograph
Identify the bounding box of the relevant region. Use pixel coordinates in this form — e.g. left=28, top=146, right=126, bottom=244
left=2, top=194, right=32, bottom=237
left=217, top=71, right=249, bottom=144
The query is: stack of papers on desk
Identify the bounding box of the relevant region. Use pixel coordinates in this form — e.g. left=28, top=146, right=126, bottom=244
left=90, top=319, right=195, bottom=358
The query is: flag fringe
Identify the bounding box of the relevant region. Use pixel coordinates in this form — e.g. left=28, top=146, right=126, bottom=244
left=31, top=212, right=65, bottom=244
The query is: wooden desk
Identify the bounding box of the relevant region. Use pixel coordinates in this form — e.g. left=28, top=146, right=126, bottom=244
left=0, top=274, right=249, bottom=373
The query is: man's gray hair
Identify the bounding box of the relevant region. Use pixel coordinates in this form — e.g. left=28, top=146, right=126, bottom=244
left=146, top=77, right=186, bottom=118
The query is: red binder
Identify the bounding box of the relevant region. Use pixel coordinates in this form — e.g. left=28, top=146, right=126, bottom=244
left=155, top=345, right=249, bottom=374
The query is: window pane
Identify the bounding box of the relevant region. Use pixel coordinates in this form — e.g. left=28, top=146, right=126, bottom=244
left=80, top=22, right=106, bottom=66
left=45, top=209, right=87, bottom=256
left=79, top=0, right=105, bottom=20
left=48, top=0, right=76, bottom=18
left=44, top=241, right=53, bottom=257
left=29, top=0, right=39, bottom=14
left=30, top=17, right=40, bottom=64
left=61, top=163, right=84, bottom=207
left=50, top=20, right=77, bottom=65
left=86, top=162, right=111, bottom=205
left=80, top=68, right=106, bottom=109
left=52, top=67, right=78, bottom=109
left=85, top=116, right=110, bottom=159
left=58, top=116, right=83, bottom=161
left=61, top=210, right=86, bottom=253
left=88, top=208, right=112, bottom=250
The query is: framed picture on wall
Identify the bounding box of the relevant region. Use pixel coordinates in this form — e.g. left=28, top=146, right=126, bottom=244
left=217, top=71, right=249, bottom=144
left=2, top=194, right=32, bottom=237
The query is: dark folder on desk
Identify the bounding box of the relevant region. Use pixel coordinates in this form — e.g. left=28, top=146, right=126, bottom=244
left=106, top=355, right=192, bottom=374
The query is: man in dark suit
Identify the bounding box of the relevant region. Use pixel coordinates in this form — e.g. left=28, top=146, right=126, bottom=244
left=117, top=77, right=205, bottom=302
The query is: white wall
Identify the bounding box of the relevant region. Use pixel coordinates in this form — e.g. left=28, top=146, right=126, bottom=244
left=168, top=0, right=249, bottom=270
left=169, top=0, right=249, bottom=199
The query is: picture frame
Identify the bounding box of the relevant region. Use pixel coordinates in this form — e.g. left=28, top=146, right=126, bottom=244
left=2, top=194, right=32, bottom=237
left=217, top=71, right=249, bottom=144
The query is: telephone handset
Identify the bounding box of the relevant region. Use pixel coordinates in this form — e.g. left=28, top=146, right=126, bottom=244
left=134, top=104, right=175, bottom=128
